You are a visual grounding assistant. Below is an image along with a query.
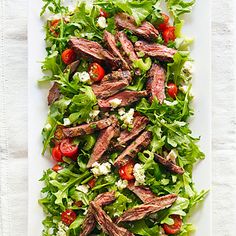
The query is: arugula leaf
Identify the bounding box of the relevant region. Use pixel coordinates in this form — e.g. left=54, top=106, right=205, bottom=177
left=128, top=220, right=160, bottom=236
left=41, top=0, right=68, bottom=16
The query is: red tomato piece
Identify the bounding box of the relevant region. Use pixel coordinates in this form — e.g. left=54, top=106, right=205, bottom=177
left=158, top=13, right=169, bottom=32
left=52, top=145, right=63, bottom=162
left=162, top=215, right=182, bottom=235
left=50, top=19, right=60, bottom=37
left=162, top=26, right=176, bottom=44
left=167, top=82, right=178, bottom=99
left=61, top=49, right=76, bottom=65
left=119, top=161, right=135, bottom=181
left=100, top=8, right=108, bottom=18
left=88, top=62, right=105, bottom=82
left=52, top=164, right=63, bottom=172
left=60, top=138, right=79, bottom=158
left=88, top=178, right=96, bottom=188
left=61, top=209, right=77, bottom=226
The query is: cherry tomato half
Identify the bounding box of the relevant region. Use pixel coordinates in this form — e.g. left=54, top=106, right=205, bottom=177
left=52, top=145, right=63, bottom=162
left=100, top=8, right=108, bottom=18
left=158, top=13, right=170, bottom=32
left=61, top=209, right=77, bottom=226
left=88, top=178, right=96, bottom=188
left=119, top=161, right=135, bottom=181
left=88, top=62, right=105, bottom=82
left=52, top=164, right=63, bottom=172
left=167, top=82, right=178, bottom=99
left=50, top=19, right=60, bottom=37
left=60, top=138, right=79, bottom=158
left=162, top=26, right=176, bottom=44
left=162, top=215, right=182, bottom=235
left=61, top=49, right=76, bottom=65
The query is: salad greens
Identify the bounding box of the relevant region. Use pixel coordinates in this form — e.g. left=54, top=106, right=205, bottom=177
left=38, top=0, right=208, bottom=235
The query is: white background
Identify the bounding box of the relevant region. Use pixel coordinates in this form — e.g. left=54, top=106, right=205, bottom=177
left=0, top=0, right=236, bottom=235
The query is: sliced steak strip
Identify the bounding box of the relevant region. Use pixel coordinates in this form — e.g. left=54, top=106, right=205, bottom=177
left=116, top=194, right=177, bottom=223
left=65, top=60, right=80, bottom=75
left=62, top=116, right=116, bottom=138
left=115, top=13, right=159, bottom=41
left=114, top=131, right=152, bottom=167
left=147, top=64, right=166, bottom=103
left=80, top=192, right=116, bottom=236
left=154, top=154, right=184, bottom=175
left=114, top=115, right=149, bottom=150
left=127, top=182, right=157, bottom=203
left=135, top=40, right=177, bottom=62
left=47, top=82, right=60, bottom=105
left=104, top=30, right=130, bottom=70
left=102, top=70, right=132, bottom=83
left=92, top=79, right=129, bottom=99
left=116, top=31, right=138, bottom=62
left=98, top=90, right=148, bottom=109
left=69, top=37, right=120, bottom=69
left=87, top=121, right=120, bottom=168
left=91, top=201, right=134, bottom=236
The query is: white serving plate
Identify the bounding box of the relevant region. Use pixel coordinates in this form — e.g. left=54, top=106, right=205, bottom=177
left=28, top=0, right=212, bottom=235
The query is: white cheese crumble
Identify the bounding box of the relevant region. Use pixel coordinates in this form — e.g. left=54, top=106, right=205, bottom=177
left=76, top=184, right=89, bottom=194
left=89, top=109, right=100, bottom=120
left=133, top=163, right=145, bottom=186
left=97, top=16, right=108, bottom=28
left=109, top=98, right=122, bottom=108
left=116, top=179, right=128, bottom=190
left=45, top=123, right=52, bottom=130
left=166, top=149, right=178, bottom=164
left=183, top=61, right=193, bottom=75
left=120, top=108, right=135, bottom=126
left=63, top=118, right=71, bottom=126
left=56, top=221, right=69, bottom=236
left=118, top=108, right=126, bottom=116
left=164, top=100, right=178, bottom=106
left=73, top=71, right=91, bottom=83
left=91, top=162, right=111, bottom=177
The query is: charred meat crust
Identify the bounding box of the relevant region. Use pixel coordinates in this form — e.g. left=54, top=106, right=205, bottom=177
left=116, top=194, right=177, bottom=223
left=102, top=70, right=132, bottom=83
left=98, top=90, right=148, bottom=109
left=115, top=13, right=159, bottom=41
left=62, top=116, right=116, bottom=138
left=103, top=30, right=130, bottom=70
left=147, top=64, right=166, bottom=103
left=47, top=82, right=60, bottom=106
left=135, top=40, right=177, bottom=62
left=114, top=131, right=152, bottom=167
left=154, top=154, right=185, bottom=175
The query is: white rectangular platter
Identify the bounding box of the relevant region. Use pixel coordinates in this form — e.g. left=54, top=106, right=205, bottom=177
left=28, top=0, right=212, bottom=235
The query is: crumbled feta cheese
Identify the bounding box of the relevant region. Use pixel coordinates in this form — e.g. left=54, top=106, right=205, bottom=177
left=166, top=149, right=178, bottom=164
left=76, top=185, right=89, bottom=194
left=116, top=179, right=128, bottom=190
left=89, top=109, right=100, bottom=119
left=91, top=162, right=111, bottom=177
left=45, top=123, right=52, bottom=130
left=118, top=108, right=126, bottom=116
left=120, top=108, right=135, bottom=126
left=133, top=163, right=145, bottom=186
left=73, top=72, right=91, bottom=83
left=183, top=61, right=193, bottom=75
left=63, top=118, right=71, bottom=126
left=97, top=16, right=108, bottom=28
left=164, top=100, right=178, bottom=106
left=109, top=98, right=122, bottom=108
left=56, top=221, right=69, bottom=236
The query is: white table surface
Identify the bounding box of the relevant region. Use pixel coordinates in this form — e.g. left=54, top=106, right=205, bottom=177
left=0, top=0, right=236, bottom=235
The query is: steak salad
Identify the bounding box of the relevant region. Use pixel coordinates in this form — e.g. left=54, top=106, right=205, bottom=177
left=38, top=0, right=208, bottom=235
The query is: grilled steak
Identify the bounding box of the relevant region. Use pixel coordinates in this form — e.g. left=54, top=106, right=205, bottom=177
left=98, top=90, right=148, bottom=109
left=87, top=121, right=120, bottom=168
left=102, top=70, right=132, bottom=83
left=47, top=82, right=60, bottom=106
left=116, top=31, right=138, bottom=62
left=80, top=192, right=116, bottom=236
left=127, top=182, right=158, bottom=203
left=104, top=30, right=130, bottom=70
left=65, top=60, right=80, bottom=75
left=92, top=79, right=129, bottom=99
left=115, top=13, right=159, bottom=41
left=114, top=115, right=149, bottom=149
left=114, top=131, right=152, bottom=167
left=154, top=154, right=185, bottom=175
left=116, top=194, right=177, bottom=223
left=69, top=37, right=121, bottom=69
left=91, top=201, right=134, bottom=236
left=147, top=64, right=166, bottom=103
left=135, top=40, right=177, bottom=62
left=62, top=116, right=116, bottom=138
